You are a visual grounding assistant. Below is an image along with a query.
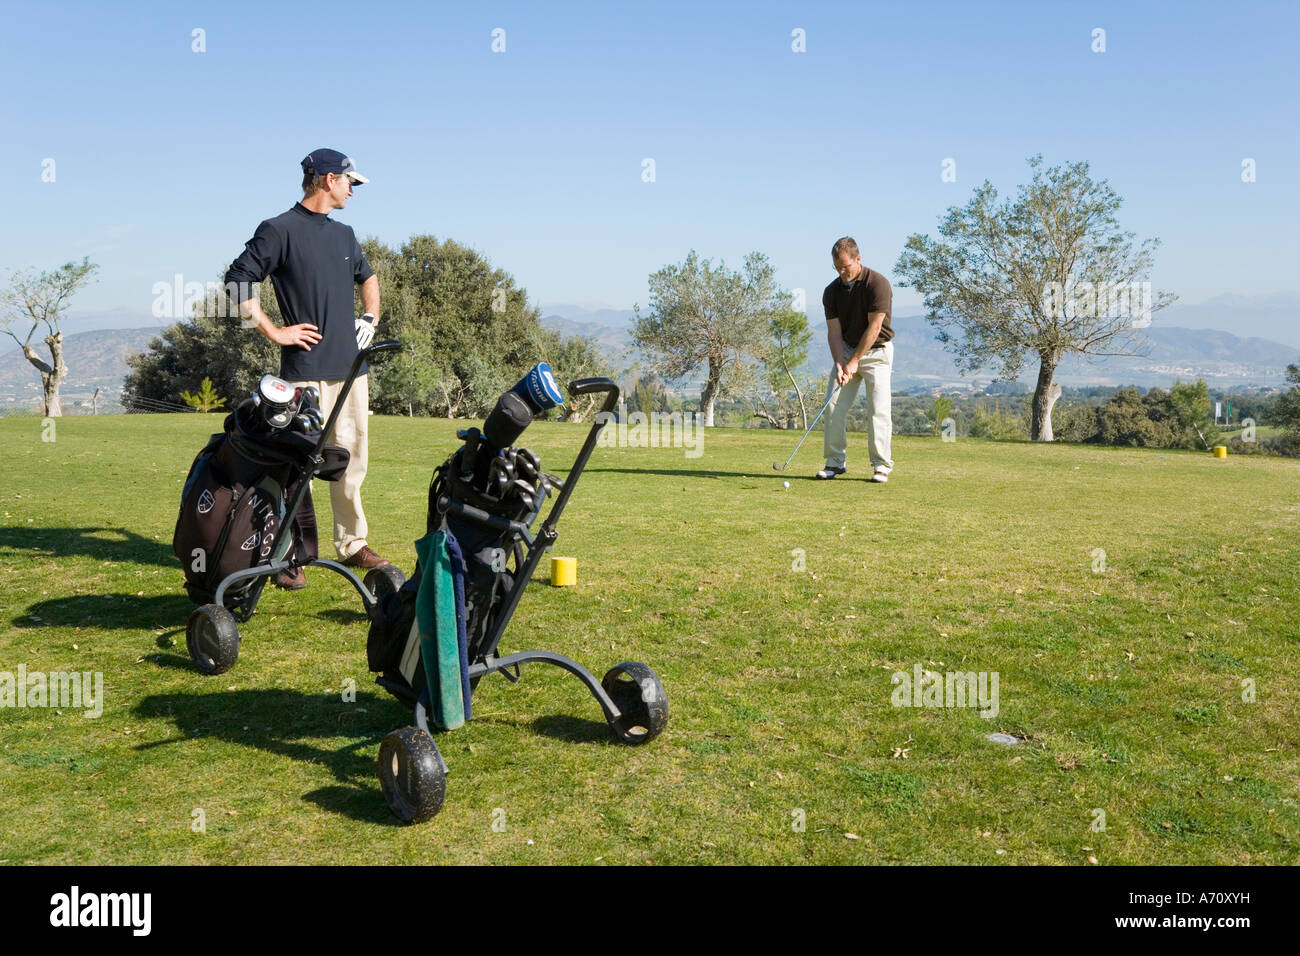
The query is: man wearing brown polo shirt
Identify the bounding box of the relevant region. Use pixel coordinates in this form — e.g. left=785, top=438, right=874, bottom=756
left=817, top=236, right=895, bottom=482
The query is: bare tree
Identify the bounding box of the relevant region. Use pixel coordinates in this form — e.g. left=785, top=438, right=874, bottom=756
left=895, top=157, right=1175, bottom=440
left=1, top=257, right=99, bottom=416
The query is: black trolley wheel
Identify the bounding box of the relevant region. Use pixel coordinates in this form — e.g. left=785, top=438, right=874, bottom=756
left=602, top=661, right=668, bottom=745
left=186, top=604, right=241, bottom=675
left=378, top=726, right=446, bottom=824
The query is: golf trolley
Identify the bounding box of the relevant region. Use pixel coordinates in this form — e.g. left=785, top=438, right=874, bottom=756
left=367, top=377, right=669, bottom=823
left=180, top=340, right=406, bottom=675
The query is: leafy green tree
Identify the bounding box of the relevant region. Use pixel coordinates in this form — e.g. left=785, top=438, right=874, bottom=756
left=896, top=156, right=1176, bottom=441
left=969, top=401, right=1028, bottom=441
left=124, top=235, right=607, bottom=419
left=1274, top=362, right=1300, bottom=437
left=624, top=370, right=669, bottom=417
left=542, top=329, right=613, bottom=423
left=931, top=396, right=954, bottom=436
left=1, top=257, right=99, bottom=416
left=180, top=377, right=227, bottom=412
left=759, top=310, right=812, bottom=430
left=365, top=236, right=545, bottom=417
left=123, top=276, right=278, bottom=412
left=1165, top=379, right=1214, bottom=448
left=632, top=251, right=787, bottom=427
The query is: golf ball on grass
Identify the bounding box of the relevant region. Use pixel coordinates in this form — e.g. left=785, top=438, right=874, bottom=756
left=782, top=481, right=790, bottom=489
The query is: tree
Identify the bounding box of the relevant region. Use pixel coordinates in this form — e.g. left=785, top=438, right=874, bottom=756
left=363, top=236, right=565, bottom=418
left=1, top=258, right=99, bottom=416
left=1061, top=381, right=1212, bottom=449
left=540, top=328, right=612, bottom=423
left=930, top=395, right=954, bottom=436
left=632, top=251, right=787, bottom=427
left=180, top=377, right=227, bottom=413
left=1164, top=379, right=1214, bottom=448
left=1275, top=362, right=1300, bottom=437
left=757, top=310, right=812, bottom=430
left=895, top=156, right=1176, bottom=441
left=124, top=276, right=278, bottom=412
left=124, top=235, right=607, bottom=419
left=624, top=370, right=670, bottom=417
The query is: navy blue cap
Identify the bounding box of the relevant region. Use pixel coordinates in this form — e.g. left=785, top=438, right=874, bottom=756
left=300, top=148, right=369, bottom=184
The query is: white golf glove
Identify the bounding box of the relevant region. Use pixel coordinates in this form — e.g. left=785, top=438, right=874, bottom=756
left=355, top=315, right=376, bottom=350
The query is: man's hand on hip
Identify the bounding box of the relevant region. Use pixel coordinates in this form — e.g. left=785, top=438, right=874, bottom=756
left=272, top=323, right=322, bottom=350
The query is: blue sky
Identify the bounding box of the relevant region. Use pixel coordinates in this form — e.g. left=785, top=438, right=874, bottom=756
left=3, top=0, right=1297, bottom=329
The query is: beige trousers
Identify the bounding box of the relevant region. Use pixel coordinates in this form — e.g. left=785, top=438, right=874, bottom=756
left=823, top=340, right=894, bottom=473
left=290, top=374, right=370, bottom=560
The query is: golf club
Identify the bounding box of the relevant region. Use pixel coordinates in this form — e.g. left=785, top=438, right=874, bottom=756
left=773, top=394, right=835, bottom=472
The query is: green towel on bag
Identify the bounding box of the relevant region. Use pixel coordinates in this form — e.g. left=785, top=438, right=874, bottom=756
left=413, top=530, right=466, bottom=730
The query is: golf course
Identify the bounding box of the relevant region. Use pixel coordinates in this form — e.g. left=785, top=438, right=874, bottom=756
left=0, top=412, right=1296, bottom=865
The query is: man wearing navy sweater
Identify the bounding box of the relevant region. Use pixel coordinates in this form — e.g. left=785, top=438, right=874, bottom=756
left=225, top=149, right=389, bottom=589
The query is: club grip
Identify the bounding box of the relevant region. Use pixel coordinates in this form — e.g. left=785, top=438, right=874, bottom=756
left=361, top=339, right=402, bottom=359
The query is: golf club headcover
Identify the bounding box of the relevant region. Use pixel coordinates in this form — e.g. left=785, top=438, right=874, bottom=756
left=482, top=390, right=534, bottom=450
left=507, top=362, right=565, bottom=415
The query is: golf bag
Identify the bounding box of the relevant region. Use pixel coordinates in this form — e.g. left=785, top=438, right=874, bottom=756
left=366, top=424, right=558, bottom=727
left=363, top=369, right=668, bottom=825
left=173, top=385, right=348, bottom=610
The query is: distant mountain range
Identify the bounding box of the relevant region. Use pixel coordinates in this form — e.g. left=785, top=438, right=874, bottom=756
left=539, top=303, right=1299, bottom=391
left=1, top=299, right=1293, bottom=413
left=0, top=328, right=161, bottom=410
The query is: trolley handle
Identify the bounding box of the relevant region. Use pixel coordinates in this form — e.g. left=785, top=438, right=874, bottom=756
left=567, top=377, right=619, bottom=415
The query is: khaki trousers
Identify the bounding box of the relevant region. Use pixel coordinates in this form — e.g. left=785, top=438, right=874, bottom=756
left=290, top=374, right=370, bottom=561
left=823, top=340, right=894, bottom=473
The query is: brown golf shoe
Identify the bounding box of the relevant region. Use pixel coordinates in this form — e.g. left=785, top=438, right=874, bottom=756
left=341, top=545, right=391, bottom=570
left=275, top=566, right=307, bottom=590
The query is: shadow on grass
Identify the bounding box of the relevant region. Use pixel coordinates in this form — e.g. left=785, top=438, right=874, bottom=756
left=583, top=466, right=783, bottom=481
left=530, top=713, right=611, bottom=744
left=0, top=525, right=178, bottom=568
left=16, top=592, right=195, bottom=630
left=583, top=466, right=879, bottom=482
left=146, top=652, right=197, bottom=671
left=132, top=688, right=408, bottom=824
left=316, top=607, right=369, bottom=626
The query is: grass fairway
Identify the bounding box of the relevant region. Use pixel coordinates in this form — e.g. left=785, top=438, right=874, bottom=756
left=1, top=412, right=1297, bottom=865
